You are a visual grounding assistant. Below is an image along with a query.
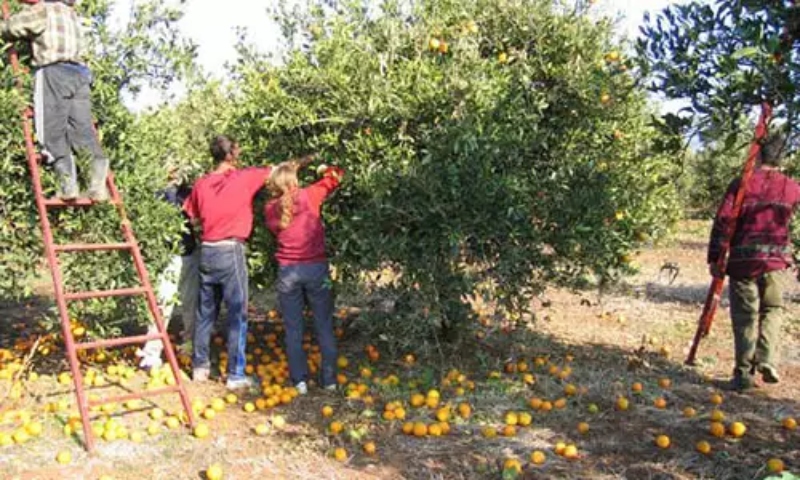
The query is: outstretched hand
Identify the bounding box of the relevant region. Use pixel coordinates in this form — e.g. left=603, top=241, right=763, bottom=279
left=295, top=153, right=318, bottom=169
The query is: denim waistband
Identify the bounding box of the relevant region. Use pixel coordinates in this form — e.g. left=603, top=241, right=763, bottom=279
left=202, top=239, right=243, bottom=247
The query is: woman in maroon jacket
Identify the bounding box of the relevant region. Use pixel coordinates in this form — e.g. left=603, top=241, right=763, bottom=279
left=265, top=161, right=344, bottom=394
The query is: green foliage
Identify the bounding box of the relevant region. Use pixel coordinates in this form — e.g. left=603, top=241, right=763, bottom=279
left=221, top=0, right=682, bottom=339
left=0, top=0, right=196, bottom=336
left=637, top=1, right=800, bottom=140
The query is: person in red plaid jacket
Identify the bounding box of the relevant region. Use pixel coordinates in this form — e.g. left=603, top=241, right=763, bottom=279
left=708, top=133, right=800, bottom=391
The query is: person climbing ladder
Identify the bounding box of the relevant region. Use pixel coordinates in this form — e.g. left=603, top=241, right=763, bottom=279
left=1, top=0, right=110, bottom=201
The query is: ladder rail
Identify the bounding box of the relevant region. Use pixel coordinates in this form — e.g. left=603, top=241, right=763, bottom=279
left=106, top=174, right=196, bottom=428
left=1, top=0, right=94, bottom=452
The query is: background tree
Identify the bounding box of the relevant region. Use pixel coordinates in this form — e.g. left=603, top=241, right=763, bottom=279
left=0, top=0, right=196, bottom=337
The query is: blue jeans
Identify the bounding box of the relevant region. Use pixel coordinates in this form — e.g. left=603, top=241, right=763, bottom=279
left=277, top=262, right=337, bottom=387
left=193, top=242, right=249, bottom=381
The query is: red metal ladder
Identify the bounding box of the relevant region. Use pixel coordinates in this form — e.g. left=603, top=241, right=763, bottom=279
left=3, top=0, right=194, bottom=453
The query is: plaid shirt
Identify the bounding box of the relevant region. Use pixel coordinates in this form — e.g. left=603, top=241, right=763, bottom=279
left=1, top=2, right=84, bottom=67
left=708, top=168, right=800, bottom=279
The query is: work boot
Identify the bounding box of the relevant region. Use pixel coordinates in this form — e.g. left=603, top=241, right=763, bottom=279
left=88, top=157, right=109, bottom=202
left=52, top=159, right=79, bottom=200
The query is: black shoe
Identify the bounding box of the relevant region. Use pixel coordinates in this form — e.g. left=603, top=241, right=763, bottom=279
left=759, top=365, right=780, bottom=384
left=729, top=374, right=757, bottom=392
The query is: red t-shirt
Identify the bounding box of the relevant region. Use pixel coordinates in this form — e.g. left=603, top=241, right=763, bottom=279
left=184, top=166, right=272, bottom=242
left=265, top=167, right=343, bottom=265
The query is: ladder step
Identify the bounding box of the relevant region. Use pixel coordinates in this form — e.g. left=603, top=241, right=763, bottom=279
left=65, top=287, right=147, bottom=301
left=87, top=386, right=182, bottom=408
left=55, top=243, right=134, bottom=253
left=76, top=332, right=167, bottom=351
left=43, top=198, right=118, bottom=208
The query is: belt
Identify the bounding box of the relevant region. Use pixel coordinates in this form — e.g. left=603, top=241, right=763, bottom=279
left=202, top=239, right=243, bottom=247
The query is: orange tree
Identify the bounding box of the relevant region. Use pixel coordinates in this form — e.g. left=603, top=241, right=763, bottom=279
left=223, top=0, right=682, bottom=341
left=0, top=0, right=195, bottom=335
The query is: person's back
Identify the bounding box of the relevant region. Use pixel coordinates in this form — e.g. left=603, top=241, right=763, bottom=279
left=265, top=188, right=328, bottom=265
left=4, top=0, right=84, bottom=68
left=189, top=167, right=269, bottom=242
left=720, top=169, right=800, bottom=278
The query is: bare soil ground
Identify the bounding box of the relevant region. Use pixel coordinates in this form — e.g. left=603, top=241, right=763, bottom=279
left=1, top=220, right=799, bottom=480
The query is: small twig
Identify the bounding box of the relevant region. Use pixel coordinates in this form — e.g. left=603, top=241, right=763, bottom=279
left=0, top=336, right=41, bottom=403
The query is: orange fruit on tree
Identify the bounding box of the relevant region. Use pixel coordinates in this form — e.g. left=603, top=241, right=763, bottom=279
left=458, top=403, right=471, bottom=419
left=683, top=406, right=696, bottom=418
left=394, top=407, right=407, bottom=420
left=428, top=423, right=442, bottom=437
left=435, top=407, right=451, bottom=422
left=658, top=378, right=672, bottom=389
left=482, top=426, right=497, bottom=438
left=502, top=425, right=517, bottom=437
left=410, top=393, right=425, bottom=408
left=616, top=397, right=629, bottom=411
left=402, top=422, right=414, bottom=435
left=710, top=409, right=725, bottom=422
left=654, top=397, right=667, bottom=409
left=530, top=450, right=546, bottom=465
left=554, top=398, right=567, bottom=409
left=322, top=405, right=333, bottom=417
left=193, top=423, right=210, bottom=439
left=428, top=38, right=441, bottom=51
left=631, top=382, right=643, bottom=394
left=655, top=434, right=670, bottom=449
left=413, top=422, right=428, bottom=437
left=710, top=393, right=723, bottom=406
left=564, top=384, right=577, bottom=396
left=529, top=397, right=543, bottom=410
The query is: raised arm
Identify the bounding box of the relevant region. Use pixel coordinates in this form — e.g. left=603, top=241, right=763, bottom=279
left=306, top=166, right=344, bottom=214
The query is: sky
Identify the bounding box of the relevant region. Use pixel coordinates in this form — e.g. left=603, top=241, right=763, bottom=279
left=176, top=0, right=677, bottom=77
left=115, top=0, right=679, bottom=109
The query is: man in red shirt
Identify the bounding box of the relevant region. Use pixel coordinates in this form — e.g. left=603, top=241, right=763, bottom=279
left=184, top=135, right=272, bottom=390
left=708, top=133, right=800, bottom=391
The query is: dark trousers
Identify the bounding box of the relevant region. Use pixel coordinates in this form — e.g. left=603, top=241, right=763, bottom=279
left=34, top=63, right=108, bottom=192
left=193, top=242, right=249, bottom=381
left=277, top=262, right=338, bottom=387
left=729, top=270, right=786, bottom=378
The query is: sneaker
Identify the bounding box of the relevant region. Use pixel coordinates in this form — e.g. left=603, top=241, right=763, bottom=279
left=295, top=382, right=308, bottom=395
left=138, top=353, right=163, bottom=370
left=759, top=365, right=780, bottom=384
left=322, top=384, right=338, bottom=393
left=226, top=376, right=258, bottom=391
left=193, top=367, right=210, bottom=382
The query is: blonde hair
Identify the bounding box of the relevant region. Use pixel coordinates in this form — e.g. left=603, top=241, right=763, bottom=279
left=267, top=161, right=300, bottom=230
